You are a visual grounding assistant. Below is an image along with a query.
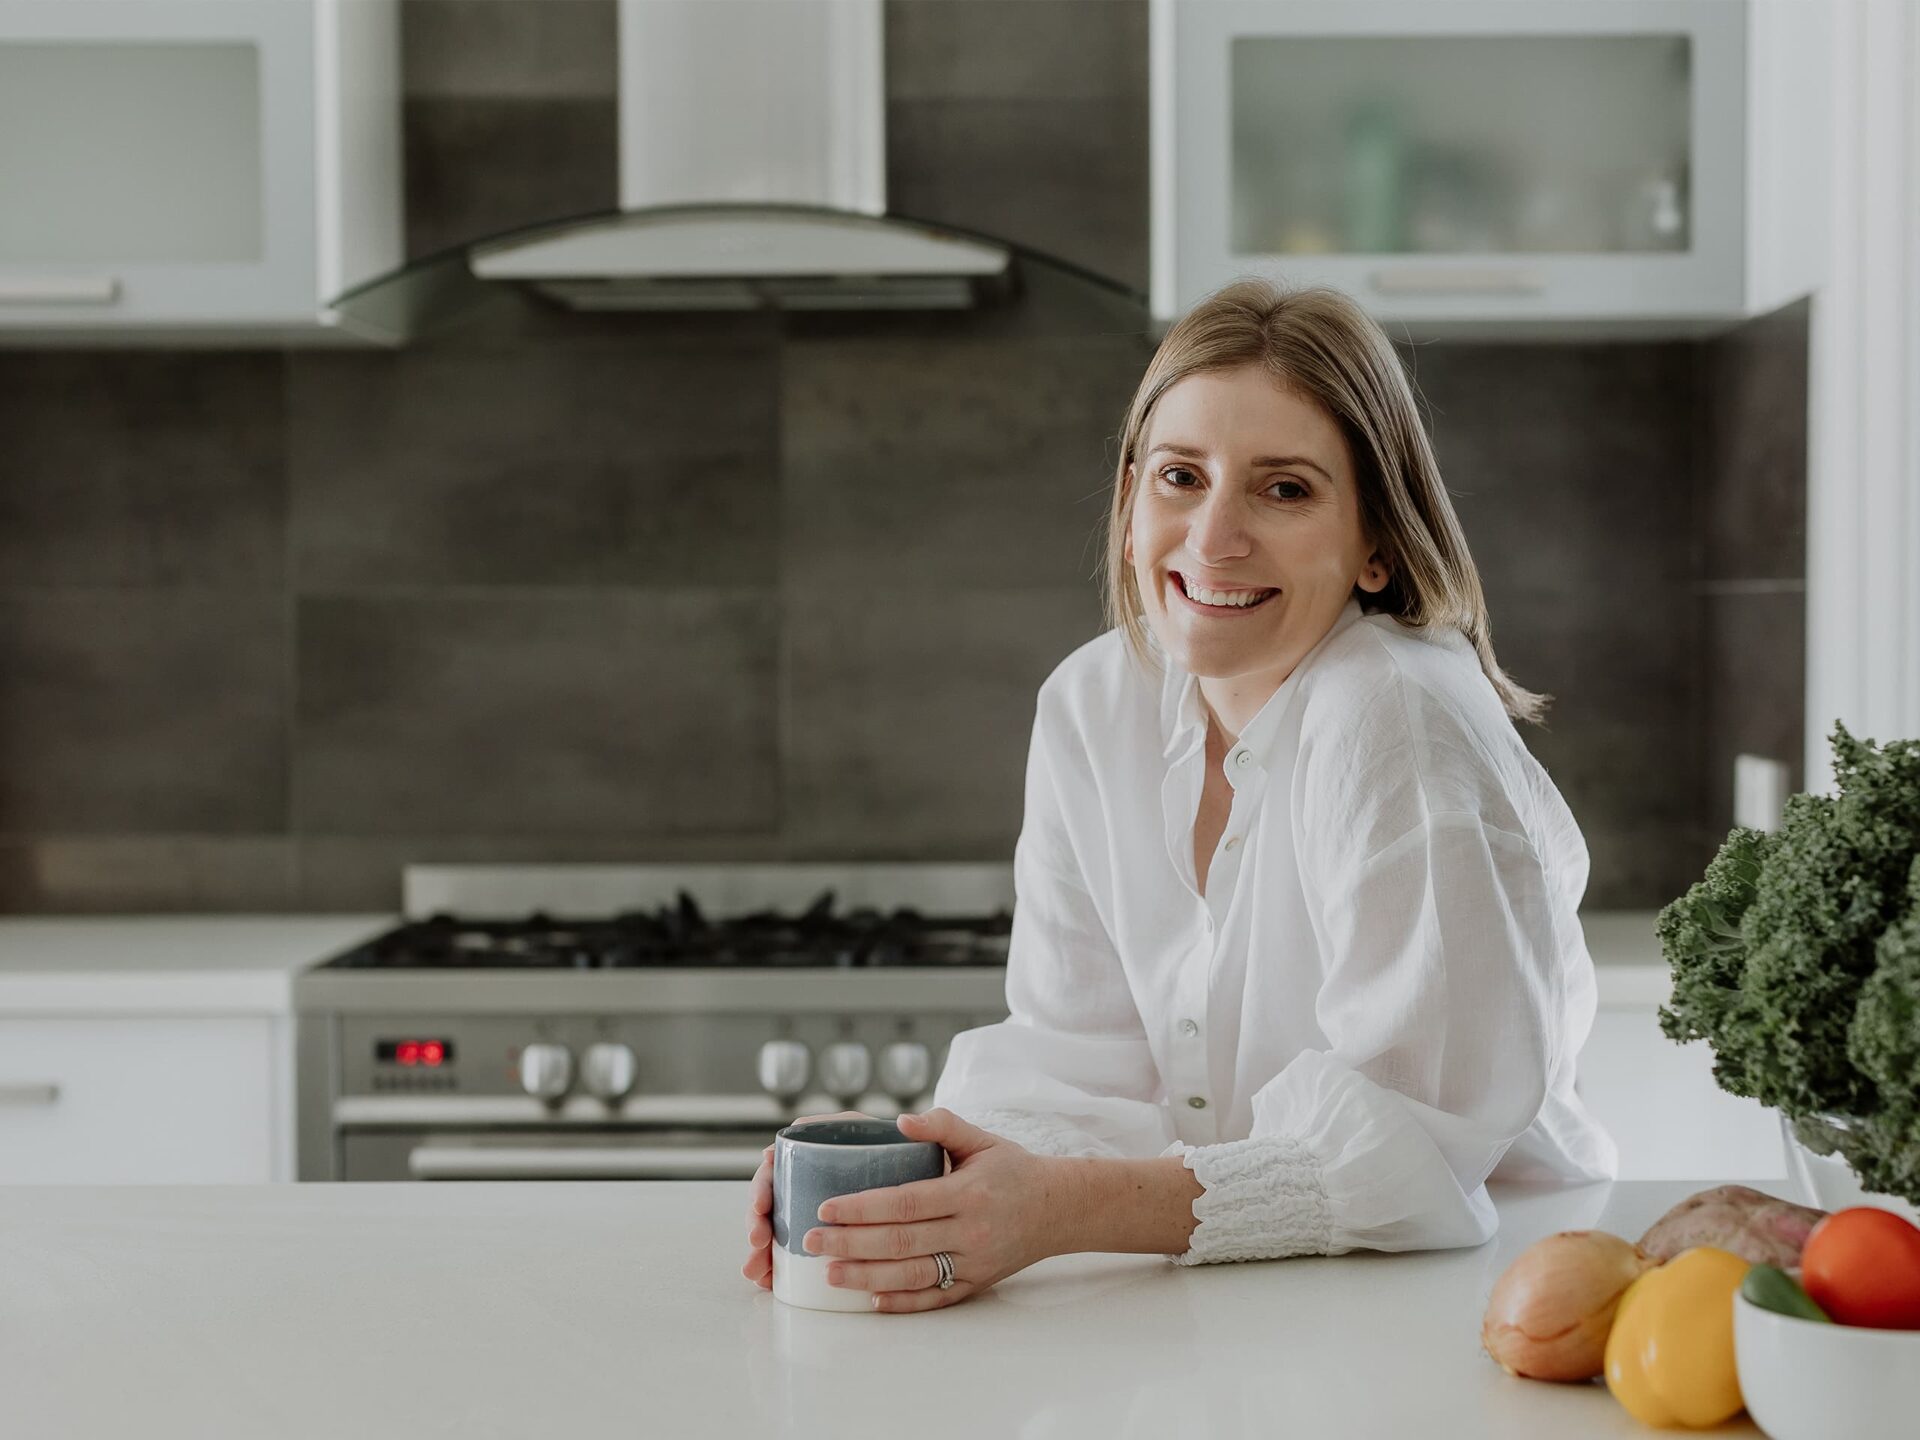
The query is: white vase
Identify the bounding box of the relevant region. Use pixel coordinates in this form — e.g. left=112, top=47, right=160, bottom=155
left=1778, top=1111, right=1920, bottom=1224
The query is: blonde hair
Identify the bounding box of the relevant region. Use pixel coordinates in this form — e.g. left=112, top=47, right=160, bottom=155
left=1101, top=278, right=1549, bottom=725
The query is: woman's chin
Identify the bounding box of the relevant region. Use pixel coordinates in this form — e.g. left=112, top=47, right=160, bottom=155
left=1151, top=622, right=1258, bottom=674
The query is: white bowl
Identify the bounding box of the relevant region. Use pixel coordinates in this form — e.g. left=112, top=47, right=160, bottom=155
left=1734, top=1291, right=1920, bottom=1440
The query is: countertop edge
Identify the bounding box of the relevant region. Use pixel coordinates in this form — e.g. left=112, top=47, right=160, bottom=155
left=0, top=916, right=397, bottom=1016
left=0, top=911, right=1672, bottom=1015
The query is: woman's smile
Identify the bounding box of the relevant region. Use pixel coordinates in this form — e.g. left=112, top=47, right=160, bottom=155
left=1167, top=570, right=1280, bottom=617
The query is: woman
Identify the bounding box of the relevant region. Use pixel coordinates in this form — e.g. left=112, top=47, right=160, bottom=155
left=742, top=278, right=1617, bottom=1312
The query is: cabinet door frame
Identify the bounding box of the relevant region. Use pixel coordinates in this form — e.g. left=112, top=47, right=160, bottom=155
left=1151, top=0, right=1748, bottom=325
left=0, top=0, right=319, bottom=326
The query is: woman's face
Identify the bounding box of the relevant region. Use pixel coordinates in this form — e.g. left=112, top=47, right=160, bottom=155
left=1126, top=365, right=1390, bottom=686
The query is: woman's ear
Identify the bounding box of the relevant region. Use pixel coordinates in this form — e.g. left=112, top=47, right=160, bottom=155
left=1358, top=550, right=1392, bottom=593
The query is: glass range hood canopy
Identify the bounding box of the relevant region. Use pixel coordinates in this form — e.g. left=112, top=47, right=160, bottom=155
left=327, top=204, right=1148, bottom=343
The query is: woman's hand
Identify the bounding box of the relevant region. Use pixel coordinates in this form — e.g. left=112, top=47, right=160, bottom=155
left=742, top=1109, right=870, bottom=1291
left=802, top=1108, right=1074, bottom=1313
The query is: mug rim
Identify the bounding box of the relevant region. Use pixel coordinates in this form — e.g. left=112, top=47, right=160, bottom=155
left=776, top=1119, right=937, bottom=1149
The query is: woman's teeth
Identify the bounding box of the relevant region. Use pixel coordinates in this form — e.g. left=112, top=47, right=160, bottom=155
left=1177, top=574, right=1277, bottom=609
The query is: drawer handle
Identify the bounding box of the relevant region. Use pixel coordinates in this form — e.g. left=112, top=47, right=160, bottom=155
left=0, top=276, right=121, bottom=305
left=0, top=1082, right=60, bottom=1106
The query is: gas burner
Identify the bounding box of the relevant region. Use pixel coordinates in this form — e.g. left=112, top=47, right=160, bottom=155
left=320, top=889, right=1012, bottom=971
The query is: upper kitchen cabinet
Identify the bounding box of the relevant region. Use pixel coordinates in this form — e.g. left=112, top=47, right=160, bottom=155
left=1150, top=0, right=1829, bottom=338
left=0, top=0, right=402, bottom=345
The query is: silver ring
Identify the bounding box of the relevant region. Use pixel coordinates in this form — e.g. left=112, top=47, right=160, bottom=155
left=932, top=1250, right=955, bottom=1289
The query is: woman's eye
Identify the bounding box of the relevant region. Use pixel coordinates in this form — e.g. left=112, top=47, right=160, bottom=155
left=1157, top=467, right=1306, bottom=500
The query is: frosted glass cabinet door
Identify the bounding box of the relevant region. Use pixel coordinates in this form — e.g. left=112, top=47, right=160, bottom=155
left=1153, top=0, right=1748, bottom=325
left=0, top=0, right=319, bottom=325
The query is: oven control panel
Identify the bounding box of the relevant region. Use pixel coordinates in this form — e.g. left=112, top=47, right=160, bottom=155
left=336, top=1007, right=1009, bottom=1108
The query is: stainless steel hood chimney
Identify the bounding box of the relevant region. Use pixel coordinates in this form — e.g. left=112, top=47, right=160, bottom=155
left=466, top=0, right=1011, bottom=312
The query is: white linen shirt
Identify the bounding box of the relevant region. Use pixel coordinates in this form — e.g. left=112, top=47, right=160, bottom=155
left=929, top=597, right=1618, bottom=1265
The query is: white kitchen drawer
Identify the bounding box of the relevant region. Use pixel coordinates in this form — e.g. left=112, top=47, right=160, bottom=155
left=0, top=1016, right=274, bottom=1183
left=1575, top=1008, right=1784, bottom=1181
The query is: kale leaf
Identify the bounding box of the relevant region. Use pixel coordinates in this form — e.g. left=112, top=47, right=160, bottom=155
left=1657, top=723, right=1920, bottom=1203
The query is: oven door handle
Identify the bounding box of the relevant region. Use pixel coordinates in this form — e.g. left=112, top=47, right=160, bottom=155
left=407, top=1143, right=768, bottom=1181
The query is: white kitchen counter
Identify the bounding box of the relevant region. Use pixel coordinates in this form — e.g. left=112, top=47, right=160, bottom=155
left=1580, top=911, right=1671, bottom=1007
left=0, top=909, right=1668, bottom=1013
left=0, top=1177, right=1767, bottom=1438
left=0, top=915, right=395, bottom=1014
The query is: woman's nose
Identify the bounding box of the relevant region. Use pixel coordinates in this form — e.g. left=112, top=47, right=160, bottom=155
left=1188, top=489, right=1253, bottom=560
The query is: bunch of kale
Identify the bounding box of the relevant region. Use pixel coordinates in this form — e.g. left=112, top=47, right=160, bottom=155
left=1657, top=723, right=1920, bottom=1204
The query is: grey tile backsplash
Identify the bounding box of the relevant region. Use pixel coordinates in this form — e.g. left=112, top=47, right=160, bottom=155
left=0, top=1, right=1807, bottom=913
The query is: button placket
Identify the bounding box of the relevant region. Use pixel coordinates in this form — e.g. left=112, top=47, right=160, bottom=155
left=1219, top=759, right=1269, bottom=885
left=1169, top=929, right=1211, bottom=1133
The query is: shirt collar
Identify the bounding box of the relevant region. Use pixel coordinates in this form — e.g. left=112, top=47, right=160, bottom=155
left=1158, top=596, right=1368, bottom=767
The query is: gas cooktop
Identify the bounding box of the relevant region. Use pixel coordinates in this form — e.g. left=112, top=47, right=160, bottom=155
left=316, top=889, right=1013, bottom=971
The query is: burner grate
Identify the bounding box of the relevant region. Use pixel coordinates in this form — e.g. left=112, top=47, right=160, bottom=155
left=323, top=889, right=1012, bottom=970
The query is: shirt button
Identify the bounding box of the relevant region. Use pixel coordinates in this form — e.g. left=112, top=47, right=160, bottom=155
left=1180, top=1018, right=1199, bottom=1037
left=1223, top=836, right=1240, bottom=852
left=1188, top=1096, right=1208, bottom=1109
left=1234, top=751, right=1253, bottom=769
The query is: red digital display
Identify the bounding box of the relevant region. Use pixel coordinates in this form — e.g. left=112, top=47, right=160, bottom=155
left=377, top=1038, right=454, bottom=1066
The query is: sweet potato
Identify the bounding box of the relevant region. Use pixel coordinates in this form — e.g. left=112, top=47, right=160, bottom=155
left=1637, top=1184, right=1827, bottom=1267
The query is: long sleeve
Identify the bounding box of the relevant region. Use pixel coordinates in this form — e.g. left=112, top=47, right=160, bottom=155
left=930, top=689, right=1174, bottom=1162
left=1161, top=810, right=1571, bottom=1265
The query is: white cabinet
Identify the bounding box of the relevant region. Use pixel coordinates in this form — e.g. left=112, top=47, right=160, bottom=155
left=0, top=1016, right=278, bottom=1183
left=0, top=0, right=402, bottom=344
left=1575, top=1007, right=1784, bottom=1182
left=1150, top=0, right=1828, bottom=336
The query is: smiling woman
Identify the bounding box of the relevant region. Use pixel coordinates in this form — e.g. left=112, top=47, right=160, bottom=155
left=1106, top=278, right=1546, bottom=731
left=743, top=278, right=1618, bottom=1315
left=1128, top=368, right=1384, bottom=727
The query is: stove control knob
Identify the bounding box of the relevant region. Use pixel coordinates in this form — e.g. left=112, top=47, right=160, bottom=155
left=757, top=1039, right=812, bottom=1099
left=819, top=1042, right=873, bottom=1102
left=581, top=1042, right=637, bottom=1102
left=519, top=1042, right=574, bottom=1102
left=877, top=1041, right=932, bottom=1101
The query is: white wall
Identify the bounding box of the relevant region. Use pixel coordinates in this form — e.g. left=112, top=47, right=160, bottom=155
left=1806, top=0, right=1920, bottom=788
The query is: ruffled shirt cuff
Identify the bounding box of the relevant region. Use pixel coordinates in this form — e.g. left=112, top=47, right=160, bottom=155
left=1158, top=1135, right=1332, bottom=1265
left=956, top=1106, right=1115, bottom=1159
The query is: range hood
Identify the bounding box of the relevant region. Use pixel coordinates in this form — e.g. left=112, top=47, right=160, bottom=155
left=465, top=0, right=1012, bottom=312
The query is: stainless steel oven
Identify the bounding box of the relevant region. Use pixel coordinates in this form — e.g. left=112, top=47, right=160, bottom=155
left=294, top=865, right=1015, bottom=1182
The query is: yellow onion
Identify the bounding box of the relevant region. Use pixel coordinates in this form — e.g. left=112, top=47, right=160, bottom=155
left=1481, top=1230, right=1660, bottom=1382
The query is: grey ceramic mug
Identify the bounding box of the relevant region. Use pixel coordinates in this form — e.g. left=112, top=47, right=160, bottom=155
left=771, top=1117, right=948, bottom=1312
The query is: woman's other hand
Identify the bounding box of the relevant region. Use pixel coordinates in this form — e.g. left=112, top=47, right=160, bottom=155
left=742, top=1109, right=873, bottom=1290
left=805, top=1109, right=1064, bottom=1313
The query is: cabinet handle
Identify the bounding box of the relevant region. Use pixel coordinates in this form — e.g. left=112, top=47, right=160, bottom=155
left=0, top=276, right=121, bottom=305
left=0, top=1082, right=60, bottom=1106
left=1369, top=266, right=1545, bottom=297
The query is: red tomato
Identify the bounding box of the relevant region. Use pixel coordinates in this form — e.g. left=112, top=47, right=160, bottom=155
left=1800, top=1207, right=1920, bottom=1329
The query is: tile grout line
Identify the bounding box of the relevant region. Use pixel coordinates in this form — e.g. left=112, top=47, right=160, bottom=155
left=772, top=314, right=792, bottom=856
left=282, top=345, right=300, bottom=907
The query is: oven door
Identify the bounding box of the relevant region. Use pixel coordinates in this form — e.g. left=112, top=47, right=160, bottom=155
left=341, top=1128, right=772, bottom=1181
